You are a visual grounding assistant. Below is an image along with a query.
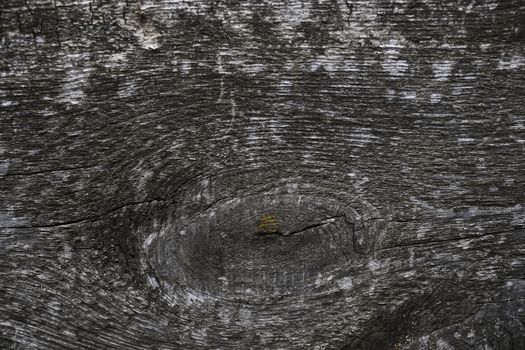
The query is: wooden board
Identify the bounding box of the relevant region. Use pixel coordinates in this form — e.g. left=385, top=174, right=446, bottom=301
left=1, top=0, right=524, bottom=348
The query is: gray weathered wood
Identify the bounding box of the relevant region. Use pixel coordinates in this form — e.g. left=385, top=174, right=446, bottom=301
left=1, top=0, right=524, bottom=349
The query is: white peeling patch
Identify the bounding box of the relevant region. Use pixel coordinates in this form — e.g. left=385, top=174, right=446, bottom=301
left=350, top=127, right=378, bottom=145
left=180, top=61, right=192, bottom=75
left=104, top=52, right=128, bottom=68
left=218, top=276, right=229, bottom=289
left=441, top=42, right=467, bottom=49
left=143, top=232, right=158, bottom=249
left=380, top=39, right=408, bottom=77
left=314, top=272, right=334, bottom=287
left=310, top=50, right=358, bottom=74
left=400, top=91, right=417, bottom=100
left=147, top=275, right=159, bottom=288
left=353, top=176, right=370, bottom=193
left=184, top=290, right=206, bottom=305
left=159, top=226, right=171, bottom=238
left=1, top=100, right=17, bottom=107
left=62, top=242, right=72, bottom=259
left=336, top=277, right=353, bottom=290
left=238, top=308, right=253, bottom=326
left=480, top=43, right=491, bottom=51
left=138, top=0, right=156, bottom=10
left=137, top=170, right=153, bottom=189
left=436, top=338, right=454, bottom=350
left=430, top=93, right=442, bottom=104
left=466, top=207, right=480, bottom=217
left=314, top=273, right=323, bottom=287
left=458, top=240, right=471, bottom=250
left=135, top=26, right=162, bottom=50
left=409, top=196, right=436, bottom=211
left=278, top=80, right=293, bottom=93
left=402, top=270, right=416, bottom=278
left=382, top=58, right=408, bottom=77
left=498, top=55, right=525, bottom=70
left=147, top=0, right=207, bottom=15
left=477, top=157, right=487, bottom=170
left=286, top=182, right=299, bottom=193
left=432, top=60, right=454, bottom=81
left=367, top=259, right=382, bottom=272
left=240, top=63, right=267, bottom=74
left=310, top=60, right=323, bottom=72
left=58, top=54, right=93, bottom=105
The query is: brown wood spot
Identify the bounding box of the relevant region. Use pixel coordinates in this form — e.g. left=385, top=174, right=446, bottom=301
left=256, top=215, right=279, bottom=234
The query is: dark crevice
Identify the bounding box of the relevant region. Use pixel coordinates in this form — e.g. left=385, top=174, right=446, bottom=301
left=2, top=176, right=201, bottom=229
left=283, top=221, right=329, bottom=236
left=1, top=198, right=166, bottom=229
left=284, top=215, right=348, bottom=236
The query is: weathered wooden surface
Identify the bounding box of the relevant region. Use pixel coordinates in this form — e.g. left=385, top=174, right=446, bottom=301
left=1, top=0, right=524, bottom=349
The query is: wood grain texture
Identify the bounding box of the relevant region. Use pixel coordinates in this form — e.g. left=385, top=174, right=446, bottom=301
left=1, top=0, right=524, bottom=349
